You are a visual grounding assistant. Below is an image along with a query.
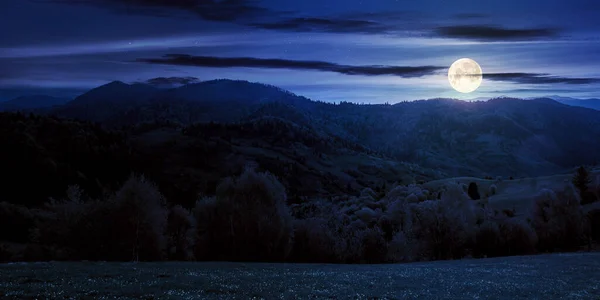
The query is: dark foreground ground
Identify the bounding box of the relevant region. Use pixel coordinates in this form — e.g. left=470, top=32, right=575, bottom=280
left=1, top=253, right=599, bottom=299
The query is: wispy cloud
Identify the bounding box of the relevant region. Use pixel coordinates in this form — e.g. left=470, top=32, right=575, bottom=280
left=250, top=17, right=391, bottom=34
left=485, top=73, right=600, bottom=84
left=33, top=0, right=269, bottom=21
left=135, top=54, right=445, bottom=77
left=435, top=25, right=559, bottom=41
left=140, top=76, right=201, bottom=86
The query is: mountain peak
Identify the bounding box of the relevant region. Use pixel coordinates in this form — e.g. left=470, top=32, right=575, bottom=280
left=104, top=80, right=128, bottom=87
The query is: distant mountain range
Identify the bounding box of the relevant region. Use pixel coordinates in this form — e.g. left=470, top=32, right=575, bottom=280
left=4, top=79, right=600, bottom=180
left=0, top=95, right=71, bottom=111
left=538, top=95, right=600, bottom=111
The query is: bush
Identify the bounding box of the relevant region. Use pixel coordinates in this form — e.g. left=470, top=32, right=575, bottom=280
left=360, top=188, right=377, bottom=199
left=489, top=184, right=497, bottom=196
left=573, top=166, right=591, bottom=197
left=31, top=185, right=102, bottom=260
left=498, top=218, right=537, bottom=256
left=0, top=244, right=12, bottom=262
left=32, top=176, right=169, bottom=261
left=406, top=193, right=419, bottom=203
left=531, top=187, right=586, bottom=252
left=386, top=231, right=414, bottom=262
left=581, top=191, right=598, bottom=205
left=410, top=184, right=476, bottom=260
left=502, top=209, right=516, bottom=218
left=385, top=184, right=425, bottom=202
left=167, top=205, right=196, bottom=261
left=360, top=227, right=387, bottom=263
left=593, top=175, right=600, bottom=198
left=0, top=202, right=34, bottom=243
left=110, top=175, right=168, bottom=261
left=385, top=198, right=412, bottom=236
left=468, top=182, right=480, bottom=200
left=355, top=207, right=377, bottom=223
left=289, top=217, right=339, bottom=263
left=473, top=221, right=501, bottom=258
left=588, top=209, right=600, bottom=242
left=193, top=168, right=293, bottom=261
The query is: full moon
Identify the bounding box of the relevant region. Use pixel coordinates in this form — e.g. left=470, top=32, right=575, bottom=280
left=448, top=58, right=482, bottom=93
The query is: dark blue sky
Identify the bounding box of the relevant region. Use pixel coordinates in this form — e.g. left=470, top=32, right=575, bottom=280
left=1, top=0, right=600, bottom=102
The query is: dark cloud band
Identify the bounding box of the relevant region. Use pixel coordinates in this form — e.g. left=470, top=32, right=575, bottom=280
left=435, top=25, right=558, bottom=41
left=134, top=54, right=445, bottom=77
left=485, top=73, right=600, bottom=85
left=141, top=76, right=201, bottom=86
left=250, top=17, right=391, bottom=34
left=33, top=0, right=268, bottom=21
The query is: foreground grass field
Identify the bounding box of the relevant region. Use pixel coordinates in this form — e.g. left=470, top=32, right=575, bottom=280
left=1, top=253, right=599, bottom=299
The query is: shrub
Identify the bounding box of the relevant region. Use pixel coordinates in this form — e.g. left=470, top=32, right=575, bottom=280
left=385, top=185, right=406, bottom=201
left=406, top=193, right=419, bottom=203
left=377, top=216, right=395, bottom=241
left=593, top=175, right=600, bottom=198
left=0, top=202, right=34, bottom=243
left=461, top=183, right=468, bottom=192
left=0, top=244, right=10, bottom=262
left=498, top=217, right=538, bottom=256
left=385, top=184, right=424, bottom=202
left=385, top=198, right=412, bottom=234
left=289, top=217, right=339, bottom=263
left=355, top=207, right=377, bottom=223
left=167, top=205, right=196, bottom=261
left=581, top=191, right=598, bottom=205
left=386, top=231, right=414, bottom=262
left=502, top=209, right=516, bottom=218
left=194, top=168, right=293, bottom=261
left=410, top=184, right=476, bottom=260
left=360, top=227, right=387, bottom=263
left=588, top=209, right=600, bottom=242
left=468, top=182, right=480, bottom=200
left=110, top=175, right=168, bottom=261
left=360, top=188, right=377, bottom=199
left=32, top=176, right=169, bottom=261
left=473, top=221, right=501, bottom=258
left=531, top=187, right=586, bottom=252
left=489, top=184, right=497, bottom=196
left=192, top=196, right=217, bottom=259
left=572, top=166, right=591, bottom=197
left=31, top=185, right=97, bottom=260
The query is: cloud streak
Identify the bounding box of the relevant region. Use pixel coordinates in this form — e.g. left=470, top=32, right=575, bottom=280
left=250, top=17, right=391, bottom=34
left=485, top=73, right=600, bottom=85
left=435, top=25, right=559, bottom=41
left=141, top=76, right=201, bottom=86
left=34, top=0, right=269, bottom=21
left=134, top=54, right=445, bottom=77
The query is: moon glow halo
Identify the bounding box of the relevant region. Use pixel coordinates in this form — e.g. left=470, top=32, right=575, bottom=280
left=448, top=58, right=482, bottom=93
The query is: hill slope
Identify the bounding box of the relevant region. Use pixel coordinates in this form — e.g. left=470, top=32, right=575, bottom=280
left=41, top=80, right=600, bottom=178
left=0, top=112, right=439, bottom=207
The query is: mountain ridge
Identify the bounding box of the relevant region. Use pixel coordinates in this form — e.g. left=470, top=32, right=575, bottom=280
left=8, top=79, right=600, bottom=178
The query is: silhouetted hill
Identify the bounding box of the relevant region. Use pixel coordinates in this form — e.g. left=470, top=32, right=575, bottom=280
left=51, top=81, right=158, bottom=122
left=129, top=117, right=440, bottom=207
left=546, top=96, right=600, bottom=111
left=0, top=111, right=437, bottom=207
left=0, top=95, right=70, bottom=111
left=40, top=80, right=600, bottom=178
left=0, top=112, right=134, bottom=206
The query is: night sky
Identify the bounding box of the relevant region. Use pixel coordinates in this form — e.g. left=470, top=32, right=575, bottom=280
left=2, top=0, right=600, bottom=103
